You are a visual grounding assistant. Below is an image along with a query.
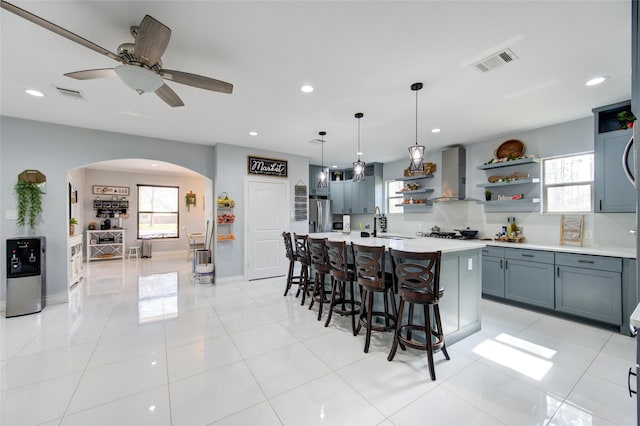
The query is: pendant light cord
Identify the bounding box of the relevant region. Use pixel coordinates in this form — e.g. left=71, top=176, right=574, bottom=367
left=415, top=88, right=418, bottom=146
left=357, top=117, right=361, bottom=159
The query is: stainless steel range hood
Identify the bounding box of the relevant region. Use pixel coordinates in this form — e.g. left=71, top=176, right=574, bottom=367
left=433, top=146, right=474, bottom=202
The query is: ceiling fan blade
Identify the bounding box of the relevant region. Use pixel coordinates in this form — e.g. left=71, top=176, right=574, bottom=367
left=64, top=68, right=117, bottom=80
left=155, top=83, right=184, bottom=107
left=0, top=0, right=122, bottom=63
left=159, top=69, right=233, bottom=94
left=134, top=15, right=170, bottom=66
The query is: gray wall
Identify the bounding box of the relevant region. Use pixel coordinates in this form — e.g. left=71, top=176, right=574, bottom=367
left=213, top=143, right=309, bottom=277
left=1, top=116, right=310, bottom=306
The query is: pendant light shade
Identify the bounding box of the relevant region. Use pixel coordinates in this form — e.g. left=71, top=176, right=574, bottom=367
left=408, top=82, right=426, bottom=173
left=353, top=112, right=366, bottom=183
left=317, top=131, right=328, bottom=188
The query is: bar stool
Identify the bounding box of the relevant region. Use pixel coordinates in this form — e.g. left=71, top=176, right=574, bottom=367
left=293, top=233, right=312, bottom=306
left=387, top=249, right=450, bottom=381
left=307, top=237, right=331, bottom=321
left=127, top=246, right=140, bottom=260
left=282, top=232, right=303, bottom=297
left=325, top=239, right=360, bottom=335
left=351, top=242, right=398, bottom=353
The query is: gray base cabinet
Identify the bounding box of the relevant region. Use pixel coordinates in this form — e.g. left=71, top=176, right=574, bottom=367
left=555, top=253, right=622, bottom=325
left=505, top=254, right=555, bottom=309
left=481, top=247, right=505, bottom=297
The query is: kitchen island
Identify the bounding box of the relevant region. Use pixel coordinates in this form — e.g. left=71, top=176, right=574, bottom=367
left=309, top=232, right=486, bottom=345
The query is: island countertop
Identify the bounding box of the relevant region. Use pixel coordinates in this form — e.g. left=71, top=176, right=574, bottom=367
left=308, top=232, right=486, bottom=253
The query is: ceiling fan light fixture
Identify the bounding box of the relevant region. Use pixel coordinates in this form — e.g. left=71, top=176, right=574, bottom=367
left=408, top=82, right=426, bottom=172
left=115, top=64, right=163, bottom=94
left=353, top=112, right=366, bottom=183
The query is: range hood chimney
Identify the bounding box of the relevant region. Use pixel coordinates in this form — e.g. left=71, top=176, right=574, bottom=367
left=435, top=146, right=470, bottom=201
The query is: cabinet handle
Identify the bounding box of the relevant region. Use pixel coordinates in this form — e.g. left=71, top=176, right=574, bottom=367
left=521, top=254, right=534, bottom=258
left=499, top=259, right=503, bottom=269
left=628, top=367, right=637, bottom=397
left=599, top=199, right=602, bottom=211
left=557, top=266, right=560, bottom=277
left=577, top=260, right=594, bottom=264
left=504, top=260, right=508, bottom=269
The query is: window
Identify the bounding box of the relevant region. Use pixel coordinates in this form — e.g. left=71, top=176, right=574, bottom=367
left=137, top=185, right=179, bottom=239
left=387, top=180, right=404, bottom=214
left=542, top=153, right=594, bottom=213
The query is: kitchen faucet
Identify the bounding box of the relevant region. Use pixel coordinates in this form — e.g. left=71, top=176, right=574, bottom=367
left=373, top=206, right=381, bottom=237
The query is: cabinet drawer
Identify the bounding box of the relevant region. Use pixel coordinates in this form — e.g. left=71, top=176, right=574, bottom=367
left=482, top=247, right=505, bottom=258
left=505, top=248, right=554, bottom=264
left=555, top=253, right=622, bottom=272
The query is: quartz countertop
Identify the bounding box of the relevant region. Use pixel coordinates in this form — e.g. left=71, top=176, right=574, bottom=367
left=351, top=231, right=636, bottom=259
left=311, top=232, right=485, bottom=253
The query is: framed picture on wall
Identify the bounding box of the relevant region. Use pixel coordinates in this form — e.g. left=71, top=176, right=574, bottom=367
left=92, top=185, right=130, bottom=196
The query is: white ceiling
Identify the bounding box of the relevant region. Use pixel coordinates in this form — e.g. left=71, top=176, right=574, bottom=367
left=0, top=1, right=632, bottom=171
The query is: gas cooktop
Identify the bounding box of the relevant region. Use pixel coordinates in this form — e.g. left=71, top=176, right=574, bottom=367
left=427, top=231, right=478, bottom=240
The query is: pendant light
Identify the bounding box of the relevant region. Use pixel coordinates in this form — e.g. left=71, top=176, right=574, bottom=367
left=408, top=82, right=426, bottom=173
left=317, top=131, right=328, bottom=188
left=353, top=112, right=366, bottom=182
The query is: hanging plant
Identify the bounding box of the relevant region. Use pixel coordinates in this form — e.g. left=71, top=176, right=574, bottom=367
left=185, top=191, right=197, bottom=211
left=14, top=181, right=43, bottom=228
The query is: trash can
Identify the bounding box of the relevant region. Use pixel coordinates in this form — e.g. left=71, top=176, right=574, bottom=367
left=141, top=237, right=152, bottom=258
left=194, top=249, right=214, bottom=284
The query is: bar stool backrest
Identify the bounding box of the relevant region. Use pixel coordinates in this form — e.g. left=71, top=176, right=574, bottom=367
left=326, top=240, right=351, bottom=281
left=308, top=237, right=329, bottom=273
left=282, top=232, right=296, bottom=261
left=389, top=249, right=442, bottom=301
left=352, top=243, right=387, bottom=290
left=293, top=233, right=310, bottom=265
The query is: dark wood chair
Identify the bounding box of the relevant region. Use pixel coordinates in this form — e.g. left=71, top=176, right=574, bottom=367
left=325, top=239, right=360, bottom=334
left=307, top=237, right=331, bottom=320
left=351, top=242, right=398, bottom=353
left=388, top=249, right=450, bottom=380
left=293, top=233, right=312, bottom=306
left=282, top=232, right=303, bottom=297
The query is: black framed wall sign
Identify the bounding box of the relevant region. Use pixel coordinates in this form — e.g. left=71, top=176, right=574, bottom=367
left=247, top=156, right=288, bottom=177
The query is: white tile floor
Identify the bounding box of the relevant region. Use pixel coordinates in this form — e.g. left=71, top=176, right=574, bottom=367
left=0, top=255, right=637, bottom=426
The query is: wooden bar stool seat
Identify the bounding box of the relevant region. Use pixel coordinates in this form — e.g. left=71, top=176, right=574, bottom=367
left=325, top=240, right=360, bottom=334
left=388, top=249, right=450, bottom=381
left=352, top=242, right=398, bottom=353
left=281, top=232, right=304, bottom=297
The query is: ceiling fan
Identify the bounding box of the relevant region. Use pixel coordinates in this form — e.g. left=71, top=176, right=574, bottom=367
left=0, top=0, right=233, bottom=107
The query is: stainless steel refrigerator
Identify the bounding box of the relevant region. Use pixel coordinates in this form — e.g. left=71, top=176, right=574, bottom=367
left=309, top=198, right=331, bottom=233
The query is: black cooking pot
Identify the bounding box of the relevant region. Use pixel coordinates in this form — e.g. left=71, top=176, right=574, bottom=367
left=454, top=228, right=478, bottom=238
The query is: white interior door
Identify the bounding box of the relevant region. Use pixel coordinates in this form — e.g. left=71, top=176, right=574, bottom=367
left=245, top=178, right=289, bottom=280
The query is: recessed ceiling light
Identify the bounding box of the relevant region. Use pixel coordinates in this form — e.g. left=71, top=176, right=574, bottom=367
left=332, top=165, right=338, bottom=168
left=249, top=131, right=258, bottom=136
left=431, top=128, right=441, bottom=133
left=300, top=85, right=314, bottom=93
left=25, top=89, right=44, bottom=97
left=151, top=164, right=158, bottom=167
left=356, top=151, right=363, bottom=156
left=585, top=76, right=608, bottom=86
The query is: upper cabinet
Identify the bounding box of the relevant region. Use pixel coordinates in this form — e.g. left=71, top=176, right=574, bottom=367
left=329, top=163, right=383, bottom=215
left=593, top=101, right=635, bottom=213
left=477, top=158, right=541, bottom=212
left=309, top=165, right=329, bottom=197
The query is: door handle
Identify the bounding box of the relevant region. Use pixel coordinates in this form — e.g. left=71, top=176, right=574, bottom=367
left=628, top=367, right=637, bottom=397
left=622, top=135, right=635, bottom=187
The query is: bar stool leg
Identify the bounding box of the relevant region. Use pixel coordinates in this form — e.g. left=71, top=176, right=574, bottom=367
left=324, top=277, right=338, bottom=327
left=284, top=260, right=295, bottom=296
left=434, top=304, right=450, bottom=360
left=387, top=298, right=405, bottom=361
left=349, top=281, right=357, bottom=336
left=300, top=265, right=309, bottom=306
left=363, top=291, right=374, bottom=353
left=425, top=304, right=436, bottom=381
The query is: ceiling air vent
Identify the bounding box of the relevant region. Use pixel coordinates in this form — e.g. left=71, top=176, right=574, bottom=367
left=55, top=86, right=85, bottom=100
left=472, top=48, right=519, bottom=73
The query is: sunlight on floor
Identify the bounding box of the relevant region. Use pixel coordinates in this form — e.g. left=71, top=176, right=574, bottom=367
left=495, top=332, right=557, bottom=359
left=473, top=335, right=554, bottom=380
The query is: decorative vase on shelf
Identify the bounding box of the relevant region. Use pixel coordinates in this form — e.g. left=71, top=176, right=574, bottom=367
left=484, top=191, right=492, bottom=201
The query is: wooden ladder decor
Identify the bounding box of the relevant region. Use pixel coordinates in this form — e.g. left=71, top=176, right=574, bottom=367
left=560, top=215, right=584, bottom=247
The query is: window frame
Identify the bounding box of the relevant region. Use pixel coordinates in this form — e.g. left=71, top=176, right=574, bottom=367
left=542, top=152, right=594, bottom=213
left=137, top=184, right=180, bottom=239
left=386, top=180, right=404, bottom=214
